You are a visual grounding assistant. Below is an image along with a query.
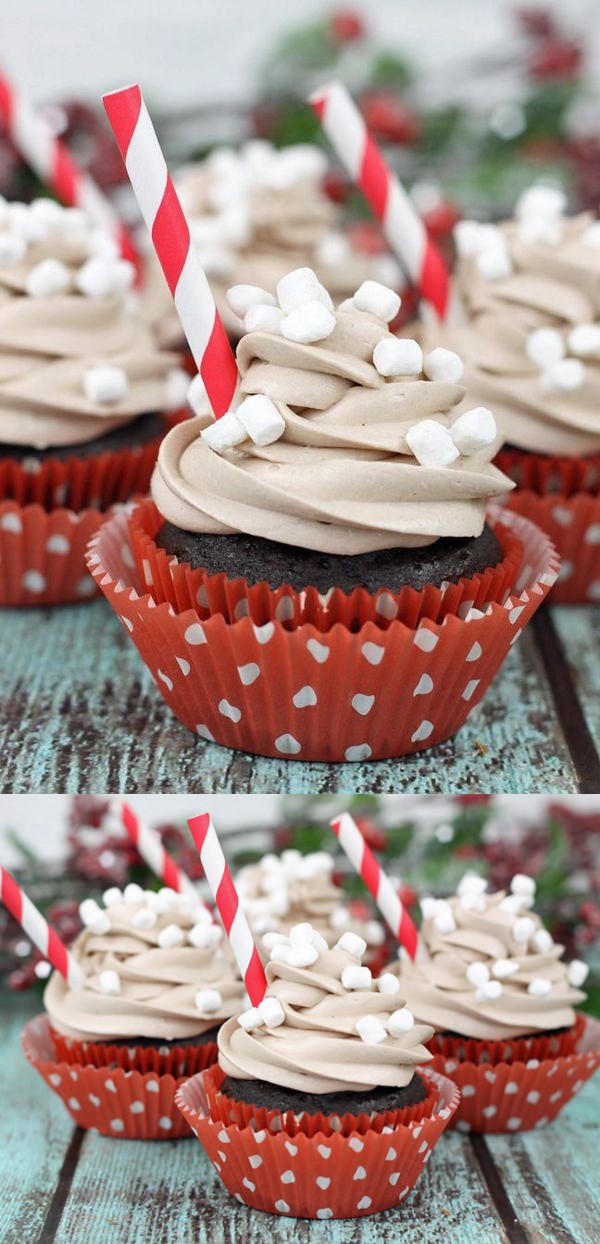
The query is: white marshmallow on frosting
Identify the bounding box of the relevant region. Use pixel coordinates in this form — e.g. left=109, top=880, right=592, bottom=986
left=515, top=185, right=567, bottom=219
left=568, top=959, right=589, bottom=987
left=542, top=358, right=586, bottom=393
left=79, top=899, right=110, bottom=935
left=0, top=232, right=27, bottom=266
left=377, top=973, right=400, bottom=995
left=244, top=304, right=283, bottom=335
left=476, top=246, right=512, bottom=281
left=492, top=959, right=520, bottom=979
left=406, top=420, right=460, bottom=469
left=341, top=965, right=372, bottom=990
left=8, top=202, right=48, bottom=242
left=83, top=365, right=129, bottom=406
left=316, top=232, right=350, bottom=267
left=373, top=337, right=422, bottom=378
left=123, top=883, right=145, bottom=903
left=201, top=410, right=246, bottom=454
left=352, top=280, right=401, bottom=323
left=512, top=916, right=536, bottom=944
left=238, top=1006, right=264, bottom=1031
left=581, top=222, right=600, bottom=249
left=451, top=407, right=496, bottom=455
left=511, top=874, right=536, bottom=898
left=226, top=283, right=277, bottom=320
left=527, top=977, right=552, bottom=996
left=355, top=1014, right=387, bottom=1044
left=567, top=324, right=600, bottom=358
left=387, top=1007, right=414, bottom=1036
left=157, top=923, right=184, bottom=949
left=236, top=394, right=286, bottom=446
left=195, top=988, right=223, bottom=1015
left=99, top=970, right=121, bottom=995
left=526, top=327, right=564, bottom=369
left=281, top=300, right=335, bottom=344
left=258, top=996, right=285, bottom=1028
left=433, top=908, right=456, bottom=935
left=187, top=373, right=211, bottom=418
left=25, top=258, right=72, bottom=298
left=335, top=931, right=367, bottom=958
left=532, top=929, right=552, bottom=953
left=286, top=942, right=319, bottom=968
left=423, top=347, right=464, bottom=384
left=466, top=961, right=490, bottom=988
left=164, top=367, right=192, bottom=410
left=517, top=214, right=563, bottom=247
left=75, top=256, right=135, bottom=299
left=131, top=906, right=157, bottom=931
left=477, top=980, right=503, bottom=1001
left=277, top=267, right=328, bottom=314
left=102, top=887, right=122, bottom=908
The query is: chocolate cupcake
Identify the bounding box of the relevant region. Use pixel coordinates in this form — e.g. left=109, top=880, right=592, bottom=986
left=142, top=140, right=402, bottom=346
left=447, top=186, right=600, bottom=601
left=0, top=196, right=187, bottom=605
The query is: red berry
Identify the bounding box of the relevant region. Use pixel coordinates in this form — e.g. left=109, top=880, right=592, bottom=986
left=323, top=170, right=351, bottom=204
left=360, top=93, right=421, bottom=145
left=346, top=221, right=387, bottom=255
left=528, top=39, right=582, bottom=80
left=330, top=9, right=365, bottom=44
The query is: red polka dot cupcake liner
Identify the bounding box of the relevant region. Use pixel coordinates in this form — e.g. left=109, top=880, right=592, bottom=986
left=22, top=1014, right=217, bottom=1140
left=427, top=1014, right=600, bottom=1135
left=85, top=502, right=557, bottom=762
left=128, top=498, right=525, bottom=631
left=202, top=1063, right=437, bottom=1138
left=427, top=1011, right=586, bottom=1066
left=49, top=1025, right=218, bottom=1077
left=496, top=448, right=600, bottom=604
left=175, top=1065, right=460, bottom=1219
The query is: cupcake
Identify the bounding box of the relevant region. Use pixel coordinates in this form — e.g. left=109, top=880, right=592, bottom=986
left=0, top=196, right=187, bottom=606
left=142, top=140, right=402, bottom=347
left=22, top=884, right=247, bottom=1139
left=449, top=186, right=600, bottom=602
left=393, top=871, right=600, bottom=1132
left=89, top=269, right=558, bottom=760
left=175, top=924, right=460, bottom=1218
left=236, top=849, right=386, bottom=963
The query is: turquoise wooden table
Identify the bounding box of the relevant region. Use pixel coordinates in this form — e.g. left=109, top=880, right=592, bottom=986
left=1, top=599, right=599, bottom=794
left=2, top=991, right=598, bottom=1244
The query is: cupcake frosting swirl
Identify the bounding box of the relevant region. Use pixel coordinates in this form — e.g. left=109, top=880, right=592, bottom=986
left=44, top=894, right=245, bottom=1042
left=396, top=879, right=586, bottom=1040
left=0, top=200, right=177, bottom=449
left=450, top=203, right=600, bottom=456
left=218, top=940, right=432, bottom=1094
left=152, top=300, right=511, bottom=554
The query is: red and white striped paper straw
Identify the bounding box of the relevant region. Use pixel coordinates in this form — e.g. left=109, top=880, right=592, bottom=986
left=0, top=71, right=137, bottom=266
left=188, top=813, right=267, bottom=1006
left=103, top=85, right=238, bottom=419
left=310, top=81, right=449, bottom=319
left=114, top=799, right=200, bottom=901
left=0, top=865, right=85, bottom=987
left=331, top=812, right=418, bottom=959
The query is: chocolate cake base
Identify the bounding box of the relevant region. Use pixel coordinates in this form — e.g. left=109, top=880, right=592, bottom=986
left=105, top=1026, right=221, bottom=1050
left=219, top=1071, right=427, bottom=1118
left=155, top=521, right=503, bottom=594
left=1, top=411, right=167, bottom=464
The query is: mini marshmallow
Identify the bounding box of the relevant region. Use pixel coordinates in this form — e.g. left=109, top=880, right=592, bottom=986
left=164, top=367, right=192, bottom=410
left=29, top=197, right=64, bottom=227
left=281, top=300, right=336, bottom=344
left=277, top=267, right=325, bottom=314
left=457, top=873, right=488, bottom=896
left=512, top=916, right=536, bottom=944
left=83, top=365, right=129, bottom=406
left=499, top=894, right=531, bottom=914
left=236, top=394, right=286, bottom=446
left=352, top=280, right=401, bottom=323
left=195, top=988, right=223, bottom=1015
left=527, top=977, right=552, bottom=996
left=244, top=304, right=283, bottom=335
left=316, top=232, right=350, bottom=267
left=373, top=337, right=423, bottom=378
left=433, top=909, right=456, bottom=935
left=25, top=258, right=71, bottom=298
left=387, top=1007, right=414, bottom=1036
left=335, top=931, right=367, bottom=958
left=341, top=965, right=372, bottom=990
left=34, top=961, right=52, bottom=980
left=88, top=228, right=120, bottom=260
left=79, top=899, right=105, bottom=928
left=75, top=256, right=135, bottom=298
left=567, top=959, right=589, bottom=988
left=476, top=246, right=512, bottom=281
left=258, top=996, right=285, bottom=1028
left=286, top=943, right=318, bottom=968
left=515, top=185, right=567, bottom=219
left=289, top=923, right=315, bottom=945
left=517, top=214, right=563, bottom=246
left=532, top=929, right=553, bottom=953
left=420, top=897, right=438, bottom=920
left=262, top=932, right=290, bottom=951
left=0, top=232, right=27, bottom=266
left=355, top=1014, right=388, bottom=1044
left=201, top=411, right=246, bottom=454
left=459, top=893, right=487, bottom=913
left=567, top=323, right=600, bottom=357
left=510, top=874, right=536, bottom=898
left=308, top=929, right=329, bottom=955
left=526, top=327, right=565, bottom=369
left=423, top=348, right=464, bottom=384
left=124, top=883, right=145, bottom=904
left=451, top=407, right=496, bottom=456
left=99, top=969, right=121, bottom=995
left=492, top=959, right=521, bottom=979
left=61, top=207, right=91, bottom=239
left=406, top=420, right=460, bottom=469
left=102, top=887, right=122, bottom=908
left=238, top=1007, right=264, bottom=1031
left=542, top=358, right=586, bottom=392
left=157, top=887, right=179, bottom=908
left=365, top=920, right=386, bottom=947
left=157, top=923, right=184, bottom=949
left=377, top=973, right=401, bottom=995
left=187, top=373, right=211, bottom=418
left=188, top=923, right=221, bottom=950
left=477, top=980, right=503, bottom=1001
left=330, top=906, right=351, bottom=930
left=581, top=222, right=600, bottom=248
left=8, top=203, right=47, bottom=242
left=131, top=907, right=157, bottom=930
left=226, top=284, right=277, bottom=320
left=466, top=961, right=490, bottom=989
left=454, top=220, right=496, bottom=258
left=372, top=254, right=404, bottom=288
left=269, top=943, right=291, bottom=962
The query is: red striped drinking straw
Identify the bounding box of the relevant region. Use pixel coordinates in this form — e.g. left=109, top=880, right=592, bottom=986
left=103, top=84, right=238, bottom=419
left=114, top=798, right=201, bottom=901
left=188, top=813, right=267, bottom=1006
left=330, top=812, right=418, bottom=959
left=0, top=865, right=85, bottom=988
left=0, top=69, right=138, bottom=266
left=310, top=81, right=449, bottom=320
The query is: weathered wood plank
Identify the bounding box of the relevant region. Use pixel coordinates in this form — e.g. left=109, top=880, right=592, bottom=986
left=0, top=991, right=74, bottom=1243
left=552, top=607, right=600, bottom=766
left=0, top=601, right=583, bottom=794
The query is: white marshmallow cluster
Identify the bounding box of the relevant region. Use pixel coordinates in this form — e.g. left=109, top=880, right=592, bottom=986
left=265, top=921, right=329, bottom=968
left=453, top=220, right=512, bottom=280
left=515, top=184, right=567, bottom=247
left=240, top=849, right=382, bottom=946
left=92, top=884, right=218, bottom=951
left=526, top=327, right=586, bottom=393
left=237, top=995, right=286, bottom=1032
left=354, top=1004, right=415, bottom=1045
left=420, top=896, right=457, bottom=934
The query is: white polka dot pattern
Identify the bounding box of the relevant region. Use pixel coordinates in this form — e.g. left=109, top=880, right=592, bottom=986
left=501, top=489, right=600, bottom=604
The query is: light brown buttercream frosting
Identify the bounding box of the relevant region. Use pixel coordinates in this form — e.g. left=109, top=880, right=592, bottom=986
left=218, top=944, right=432, bottom=1093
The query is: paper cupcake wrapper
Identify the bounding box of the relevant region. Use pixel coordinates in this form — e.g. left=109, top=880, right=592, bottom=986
left=0, top=502, right=106, bottom=606
left=427, top=1011, right=585, bottom=1066
left=428, top=1015, right=600, bottom=1134
left=495, top=447, right=600, bottom=497
left=49, top=1025, right=218, bottom=1077
left=129, top=498, right=524, bottom=631
left=175, top=1065, right=459, bottom=1219
left=203, top=1063, right=437, bottom=1138
left=22, top=1014, right=204, bottom=1140
left=499, top=490, right=600, bottom=604
left=86, top=503, right=557, bottom=761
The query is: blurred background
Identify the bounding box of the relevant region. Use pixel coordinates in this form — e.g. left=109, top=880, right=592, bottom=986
left=1, top=794, right=599, bottom=1014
